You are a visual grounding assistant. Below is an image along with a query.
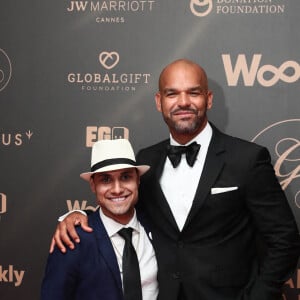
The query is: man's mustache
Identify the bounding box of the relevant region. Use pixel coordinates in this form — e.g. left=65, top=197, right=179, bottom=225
left=171, top=108, right=198, bottom=115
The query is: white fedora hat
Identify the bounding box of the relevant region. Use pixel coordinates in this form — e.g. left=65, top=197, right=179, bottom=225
left=80, top=139, right=150, bottom=181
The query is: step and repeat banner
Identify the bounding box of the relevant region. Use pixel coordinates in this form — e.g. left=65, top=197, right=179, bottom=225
left=1, top=0, right=299, bottom=299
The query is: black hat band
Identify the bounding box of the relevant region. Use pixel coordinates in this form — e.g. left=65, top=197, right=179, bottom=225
left=91, top=158, right=137, bottom=172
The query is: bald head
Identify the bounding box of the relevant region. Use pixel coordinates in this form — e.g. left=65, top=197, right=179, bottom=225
left=158, top=59, right=209, bottom=92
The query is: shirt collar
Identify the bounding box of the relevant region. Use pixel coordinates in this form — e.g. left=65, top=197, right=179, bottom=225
left=99, top=208, right=140, bottom=238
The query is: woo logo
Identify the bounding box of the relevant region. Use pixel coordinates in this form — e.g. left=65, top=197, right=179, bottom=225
left=0, top=48, right=12, bottom=92
left=190, top=0, right=213, bottom=17
left=0, top=193, right=7, bottom=216
left=252, top=119, right=300, bottom=208
left=66, top=200, right=98, bottom=212
left=222, top=54, right=300, bottom=87
left=86, top=126, right=129, bottom=147
left=99, top=52, right=119, bottom=70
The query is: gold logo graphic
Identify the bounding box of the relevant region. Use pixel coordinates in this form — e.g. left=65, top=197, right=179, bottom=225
left=66, top=200, right=98, bottom=212
left=0, top=265, right=25, bottom=287
left=252, top=119, right=300, bottom=208
left=190, top=0, right=285, bottom=16
left=190, top=0, right=213, bottom=17
left=86, top=126, right=129, bottom=147
left=222, top=54, right=300, bottom=87
left=0, top=130, right=33, bottom=147
left=0, top=193, right=7, bottom=218
left=99, top=51, right=120, bottom=70
left=0, top=49, right=12, bottom=92
left=66, top=1, right=155, bottom=24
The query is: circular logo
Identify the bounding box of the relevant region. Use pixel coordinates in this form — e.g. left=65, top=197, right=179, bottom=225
left=252, top=119, right=300, bottom=208
left=0, top=49, right=12, bottom=92
left=190, top=0, right=213, bottom=17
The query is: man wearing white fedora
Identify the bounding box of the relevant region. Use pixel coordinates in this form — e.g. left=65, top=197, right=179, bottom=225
left=48, top=59, right=300, bottom=300
left=41, top=139, right=158, bottom=300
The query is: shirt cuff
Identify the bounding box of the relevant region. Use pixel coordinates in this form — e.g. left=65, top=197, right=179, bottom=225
left=58, top=210, right=87, bottom=222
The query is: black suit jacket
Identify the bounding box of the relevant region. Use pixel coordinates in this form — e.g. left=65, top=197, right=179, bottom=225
left=136, top=124, right=300, bottom=300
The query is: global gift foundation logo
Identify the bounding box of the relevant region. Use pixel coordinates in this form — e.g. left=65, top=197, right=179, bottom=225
left=67, top=51, right=151, bottom=93
left=66, top=0, right=156, bottom=24
left=190, top=0, right=285, bottom=17
left=252, top=119, right=300, bottom=208
left=0, top=48, right=12, bottom=92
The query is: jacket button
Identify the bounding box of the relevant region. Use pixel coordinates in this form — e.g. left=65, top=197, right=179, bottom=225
left=172, top=272, right=180, bottom=279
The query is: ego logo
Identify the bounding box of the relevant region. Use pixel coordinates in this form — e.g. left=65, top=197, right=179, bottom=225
left=0, top=49, right=12, bottom=92
left=86, top=126, right=129, bottom=147
left=252, top=119, right=300, bottom=208
left=190, top=0, right=213, bottom=17
left=99, top=52, right=119, bottom=70
left=222, top=54, right=300, bottom=87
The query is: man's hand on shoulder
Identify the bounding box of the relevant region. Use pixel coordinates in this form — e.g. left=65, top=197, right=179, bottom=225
left=49, top=211, right=92, bottom=253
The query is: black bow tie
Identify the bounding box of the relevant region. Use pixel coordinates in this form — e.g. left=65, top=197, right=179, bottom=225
left=166, top=141, right=200, bottom=168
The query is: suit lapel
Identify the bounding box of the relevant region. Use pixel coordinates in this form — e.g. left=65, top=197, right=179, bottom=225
left=149, top=140, right=180, bottom=230
left=183, top=126, right=226, bottom=229
left=89, top=212, right=123, bottom=290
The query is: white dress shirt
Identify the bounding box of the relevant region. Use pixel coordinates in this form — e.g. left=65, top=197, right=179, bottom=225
left=99, top=208, right=158, bottom=300
left=160, top=122, right=213, bottom=231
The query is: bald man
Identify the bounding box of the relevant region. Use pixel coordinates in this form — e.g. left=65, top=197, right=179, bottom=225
left=52, top=59, right=300, bottom=300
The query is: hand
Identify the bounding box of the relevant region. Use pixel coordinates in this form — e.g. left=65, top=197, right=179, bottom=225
left=49, top=212, right=92, bottom=253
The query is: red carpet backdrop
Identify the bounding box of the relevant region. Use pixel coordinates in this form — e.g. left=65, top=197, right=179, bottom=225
left=0, top=0, right=299, bottom=299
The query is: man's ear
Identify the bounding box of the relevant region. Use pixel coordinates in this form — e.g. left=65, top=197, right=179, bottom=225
left=155, top=92, right=162, bottom=112
left=206, top=90, right=213, bottom=110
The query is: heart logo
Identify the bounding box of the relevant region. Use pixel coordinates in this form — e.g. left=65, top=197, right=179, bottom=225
left=99, top=51, right=120, bottom=70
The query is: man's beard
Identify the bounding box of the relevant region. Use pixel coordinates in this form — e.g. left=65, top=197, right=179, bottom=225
left=164, top=114, right=202, bottom=134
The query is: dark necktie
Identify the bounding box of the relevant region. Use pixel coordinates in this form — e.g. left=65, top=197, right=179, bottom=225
left=118, top=227, right=142, bottom=300
left=166, top=141, right=200, bottom=168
